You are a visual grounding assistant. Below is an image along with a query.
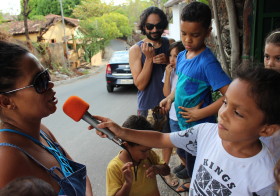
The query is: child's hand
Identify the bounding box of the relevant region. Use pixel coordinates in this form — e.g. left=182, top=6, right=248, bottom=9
left=153, top=53, right=168, bottom=64
left=144, top=163, right=160, bottom=178
left=88, top=115, right=123, bottom=138
left=160, top=97, right=172, bottom=113
left=165, top=64, right=173, bottom=75
left=179, top=102, right=203, bottom=122
left=122, top=162, right=133, bottom=184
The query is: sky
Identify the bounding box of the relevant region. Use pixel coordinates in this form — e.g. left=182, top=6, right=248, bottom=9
left=0, top=0, right=128, bottom=15
left=0, top=0, right=21, bottom=15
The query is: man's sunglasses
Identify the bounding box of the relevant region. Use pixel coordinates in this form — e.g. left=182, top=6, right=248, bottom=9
left=145, top=22, right=164, bottom=30
left=0, top=69, right=51, bottom=94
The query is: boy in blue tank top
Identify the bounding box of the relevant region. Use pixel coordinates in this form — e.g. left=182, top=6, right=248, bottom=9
left=160, top=2, right=231, bottom=192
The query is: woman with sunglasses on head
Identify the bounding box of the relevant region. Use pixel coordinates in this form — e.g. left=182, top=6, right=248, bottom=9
left=0, top=41, right=93, bottom=196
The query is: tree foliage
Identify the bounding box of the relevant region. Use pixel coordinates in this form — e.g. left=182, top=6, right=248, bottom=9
left=116, top=0, right=153, bottom=27
left=27, top=0, right=81, bottom=19
left=0, top=12, right=4, bottom=24
left=72, top=0, right=115, bottom=19
left=79, top=13, right=132, bottom=62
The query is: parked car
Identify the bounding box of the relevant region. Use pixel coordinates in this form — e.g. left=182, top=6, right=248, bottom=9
left=105, top=50, right=134, bottom=92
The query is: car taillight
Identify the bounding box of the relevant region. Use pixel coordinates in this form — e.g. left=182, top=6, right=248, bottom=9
left=106, top=64, right=112, bottom=74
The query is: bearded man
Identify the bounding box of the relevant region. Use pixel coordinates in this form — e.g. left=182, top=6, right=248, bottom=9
left=129, top=6, right=170, bottom=117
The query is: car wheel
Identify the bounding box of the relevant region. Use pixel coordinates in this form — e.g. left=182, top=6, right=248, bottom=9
left=107, top=85, right=114, bottom=92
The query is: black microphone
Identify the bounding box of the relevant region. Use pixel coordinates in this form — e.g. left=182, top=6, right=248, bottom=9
left=62, top=96, right=123, bottom=146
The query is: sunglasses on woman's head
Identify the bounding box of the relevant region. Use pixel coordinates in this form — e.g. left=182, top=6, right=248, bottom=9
left=145, top=22, right=164, bottom=30
left=0, top=69, right=51, bottom=94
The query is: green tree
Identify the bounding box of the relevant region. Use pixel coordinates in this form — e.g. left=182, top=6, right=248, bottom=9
left=79, top=13, right=131, bottom=62
left=103, top=13, right=132, bottom=37
left=27, top=0, right=81, bottom=19
left=116, top=0, right=151, bottom=27
left=72, top=0, right=115, bottom=19
left=0, top=12, right=4, bottom=24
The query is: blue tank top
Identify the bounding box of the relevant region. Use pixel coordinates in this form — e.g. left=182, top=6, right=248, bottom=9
left=0, top=129, right=87, bottom=196
left=136, top=37, right=169, bottom=111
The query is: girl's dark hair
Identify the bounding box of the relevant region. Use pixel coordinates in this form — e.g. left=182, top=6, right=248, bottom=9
left=122, top=115, right=154, bottom=146
left=236, top=67, right=280, bottom=125
left=138, top=6, right=168, bottom=35
left=265, top=28, right=280, bottom=47
left=169, top=41, right=185, bottom=55
left=0, top=41, right=29, bottom=93
left=181, top=2, right=211, bottom=29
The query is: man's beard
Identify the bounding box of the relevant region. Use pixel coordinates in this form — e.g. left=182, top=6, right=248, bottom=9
left=146, top=31, right=163, bottom=41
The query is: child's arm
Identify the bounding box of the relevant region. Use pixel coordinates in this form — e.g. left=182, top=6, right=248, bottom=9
left=163, top=64, right=173, bottom=97
left=160, top=89, right=175, bottom=113
left=95, top=116, right=174, bottom=149
left=114, top=162, right=133, bottom=196
left=179, top=85, right=228, bottom=123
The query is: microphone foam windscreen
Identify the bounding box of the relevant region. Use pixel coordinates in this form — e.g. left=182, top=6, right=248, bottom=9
left=63, top=96, right=90, bottom=122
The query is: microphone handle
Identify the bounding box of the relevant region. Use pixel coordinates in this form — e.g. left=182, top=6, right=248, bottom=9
left=82, top=111, right=116, bottom=140
left=82, top=112, right=124, bottom=147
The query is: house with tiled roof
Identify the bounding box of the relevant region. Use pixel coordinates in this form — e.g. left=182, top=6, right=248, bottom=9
left=0, top=14, right=80, bottom=44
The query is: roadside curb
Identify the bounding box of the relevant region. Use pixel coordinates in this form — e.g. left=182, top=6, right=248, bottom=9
left=53, top=65, right=105, bottom=86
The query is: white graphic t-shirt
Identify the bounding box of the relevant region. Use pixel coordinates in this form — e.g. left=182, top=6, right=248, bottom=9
left=170, top=123, right=277, bottom=196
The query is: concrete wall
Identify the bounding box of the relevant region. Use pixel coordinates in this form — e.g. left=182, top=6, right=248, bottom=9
left=91, top=51, right=103, bottom=66
left=168, top=3, right=186, bottom=41
left=43, top=22, right=75, bottom=43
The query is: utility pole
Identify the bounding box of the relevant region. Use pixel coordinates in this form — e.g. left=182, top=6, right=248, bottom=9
left=59, top=0, right=70, bottom=67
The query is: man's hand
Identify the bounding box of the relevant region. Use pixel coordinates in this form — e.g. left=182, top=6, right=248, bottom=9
left=153, top=53, right=168, bottom=64
left=141, top=42, right=155, bottom=59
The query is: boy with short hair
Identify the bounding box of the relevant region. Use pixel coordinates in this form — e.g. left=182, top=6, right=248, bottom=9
left=106, top=115, right=170, bottom=196
left=96, top=67, right=280, bottom=196
left=160, top=2, right=231, bottom=187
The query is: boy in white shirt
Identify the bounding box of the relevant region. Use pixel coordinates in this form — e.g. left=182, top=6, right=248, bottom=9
left=95, top=67, right=280, bottom=196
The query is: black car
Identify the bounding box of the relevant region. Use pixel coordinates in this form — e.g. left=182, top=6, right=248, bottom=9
left=105, top=50, right=134, bottom=92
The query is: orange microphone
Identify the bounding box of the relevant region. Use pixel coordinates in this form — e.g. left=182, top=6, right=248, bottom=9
left=63, top=96, right=123, bottom=146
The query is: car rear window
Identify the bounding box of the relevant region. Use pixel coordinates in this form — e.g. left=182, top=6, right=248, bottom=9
left=110, top=51, right=129, bottom=63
